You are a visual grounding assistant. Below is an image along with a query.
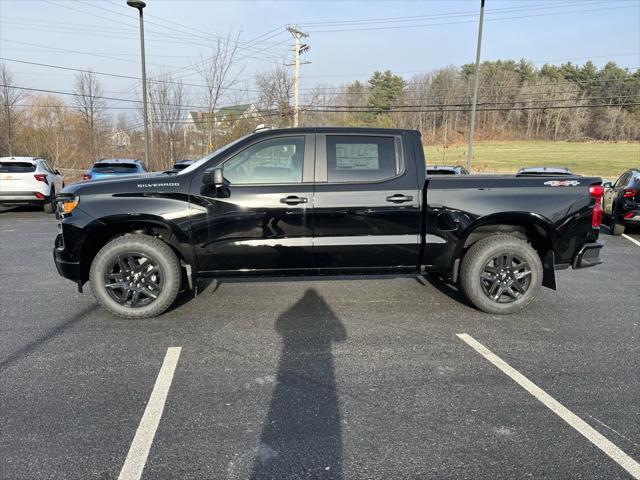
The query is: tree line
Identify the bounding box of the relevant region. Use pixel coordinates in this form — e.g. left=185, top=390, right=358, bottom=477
left=1, top=47, right=638, bottom=175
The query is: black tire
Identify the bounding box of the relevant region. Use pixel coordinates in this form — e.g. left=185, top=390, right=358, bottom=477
left=89, top=234, right=181, bottom=319
left=611, top=219, right=625, bottom=236
left=459, top=234, right=543, bottom=315
left=43, top=188, right=55, bottom=214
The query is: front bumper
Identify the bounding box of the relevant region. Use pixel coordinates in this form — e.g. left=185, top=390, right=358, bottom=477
left=53, top=233, right=82, bottom=281
left=572, top=241, right=603, bottom=269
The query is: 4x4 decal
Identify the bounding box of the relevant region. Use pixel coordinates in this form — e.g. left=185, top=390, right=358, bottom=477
left=544, top=180, right=581, bottom=187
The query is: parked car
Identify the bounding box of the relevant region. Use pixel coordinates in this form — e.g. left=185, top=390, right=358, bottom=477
left=0, top=157, right=64, bottom=213
left=516, top=166, right=574, bottom=176
left=426, top=165, right=470, bottom=175
left=54, top=127, right=604, bottom=319
left=83, top=159, right=146, bottom=181
left=163, top=159, right=196, bottom=175
left=173, top=160, right=195, bottom=171
left=603, top=168, right=640, bottom=235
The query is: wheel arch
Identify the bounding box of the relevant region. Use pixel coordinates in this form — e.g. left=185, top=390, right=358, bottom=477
left=454, top=212, right=558, bottom=290
left=78, top=214, right=195, bottom=282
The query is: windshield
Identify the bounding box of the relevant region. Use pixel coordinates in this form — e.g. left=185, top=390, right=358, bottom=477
left=176, top=134, right=253, bottom=175
left=0, top=162, right=36, bottom=172
left=93, top=162, right=138, bottom=173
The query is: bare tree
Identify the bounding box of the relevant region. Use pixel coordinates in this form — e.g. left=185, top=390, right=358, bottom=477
left=147, top=71, right=187, bottom=169
left=19, top=94, right=75, bottom=168
left=0, top=63, right=24, bottom=156
left=73, top=71, right=107, bottom=159
left=255, top=64, right=294, bottom=127
left=193, top=31, right=243, bottom=151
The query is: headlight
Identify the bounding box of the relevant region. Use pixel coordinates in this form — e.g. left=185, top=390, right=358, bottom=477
left=59, top=196, right=80, bottom=214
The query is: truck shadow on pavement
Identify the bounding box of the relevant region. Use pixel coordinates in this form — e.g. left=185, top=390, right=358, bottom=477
left=420, top=274, right=472, bottom=308
left=250, top=289, right=346, bottom=480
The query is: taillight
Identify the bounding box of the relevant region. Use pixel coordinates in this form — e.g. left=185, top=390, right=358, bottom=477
left=83, top=173, right=92, bottom=181
left=623, top=188, right=638, bottom=198
left=589, top=183, right=604, bottom=229
left=34, top=192, right=45, bottom=199
left=34, top=174, right=49, bottom=185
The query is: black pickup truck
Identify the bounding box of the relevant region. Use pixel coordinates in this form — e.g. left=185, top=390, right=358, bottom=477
left=53, top=127, right=604, bottom=318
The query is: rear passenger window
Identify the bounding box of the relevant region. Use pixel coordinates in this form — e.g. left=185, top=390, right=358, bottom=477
left=326, top=136, right=398, bottom=182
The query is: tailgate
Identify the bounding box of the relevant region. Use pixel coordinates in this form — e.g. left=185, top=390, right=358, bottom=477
left=0, top=172, right=40, bottom=193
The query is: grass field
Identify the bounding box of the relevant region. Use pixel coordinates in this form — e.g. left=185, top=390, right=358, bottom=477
left=424, top=141, right=640, bottom=179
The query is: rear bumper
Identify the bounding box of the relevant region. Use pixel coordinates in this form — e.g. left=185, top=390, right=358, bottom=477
left=572, top=241, right=603, bottom=269
left=620, top=210, right=640, bottom=224
left=0, top=192, right=48, bottom=204
left=53, top=233, right=82, bottom=281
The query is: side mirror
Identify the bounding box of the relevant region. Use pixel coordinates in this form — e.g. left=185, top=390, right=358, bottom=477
left=602, top=182, right=613, bottom=188
left=203, top=167, right=224, bottom=188
left=213, top=168, right=224, bottom=188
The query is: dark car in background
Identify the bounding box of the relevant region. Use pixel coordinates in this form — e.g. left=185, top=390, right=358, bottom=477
left=603, top=168, right=640, bottom=235
left=172, top=159, right=195, bottom=171
left=83, top=159, right=146, bottom=181
left=426, top=165, right=469, bottom=175
left=516, top=166, right=574, bottom=176
left=164, top=160, right=196, bottom=174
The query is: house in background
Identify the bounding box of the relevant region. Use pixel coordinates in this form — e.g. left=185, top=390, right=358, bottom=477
left=183, top=104, right=261, bottom=152
left=184, top=104, right=260, bottom=134
left=111, top=130, right=131, bottom=151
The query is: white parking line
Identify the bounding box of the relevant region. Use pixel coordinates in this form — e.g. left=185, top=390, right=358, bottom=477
left=622, top=234, right=640, bottom=247
left=118, top=347, right=182, bottom=480
left=456, top=334, right=640, bottom=479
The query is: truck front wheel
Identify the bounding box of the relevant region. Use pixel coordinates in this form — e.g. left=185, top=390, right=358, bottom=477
left=89, top=234, right=181, bottom=318
left=459, top=235, right=542, bottom=314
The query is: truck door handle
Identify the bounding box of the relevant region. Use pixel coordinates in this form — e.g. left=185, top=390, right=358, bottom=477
left=386, top=194, right=413, bottom=203
left=280, top=195, right=308, bottom=205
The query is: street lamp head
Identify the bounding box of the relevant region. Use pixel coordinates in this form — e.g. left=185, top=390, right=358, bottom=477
left=126, top=0, right=146, bottom=10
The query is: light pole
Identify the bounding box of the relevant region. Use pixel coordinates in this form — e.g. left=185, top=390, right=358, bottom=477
left=466, top=0, right=485, bottom=171
left=127, top=0, right=150, bottom=171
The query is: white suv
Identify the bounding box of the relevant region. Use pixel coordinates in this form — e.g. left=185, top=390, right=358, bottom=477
left=0, top=157, right=65, bottom=213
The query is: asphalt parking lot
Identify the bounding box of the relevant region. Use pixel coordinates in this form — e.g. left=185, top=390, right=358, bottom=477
left=0, top=208, right=638, bottom=480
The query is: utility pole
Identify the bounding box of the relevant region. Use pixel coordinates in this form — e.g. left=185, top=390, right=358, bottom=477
left=466, top=0, right=485, bottom=171
left=126, top=0, right=150, bottom=171
left=287, top=26, right=309, bottom=127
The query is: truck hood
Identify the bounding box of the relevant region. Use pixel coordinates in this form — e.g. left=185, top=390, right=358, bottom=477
left=61, top=172, right=166, bottom=196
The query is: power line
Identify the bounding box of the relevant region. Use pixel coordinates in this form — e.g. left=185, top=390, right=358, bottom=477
left=301, top=103, right=640, bottom=113
left=7, top=84, right=637, bottom=114
left=305, top=4, right=638, bottom=33
left=0, top=57, right=262, bottom=94
left=0, top=83, right=259, bottom=110
left=296, top=0, right=602, bottom=27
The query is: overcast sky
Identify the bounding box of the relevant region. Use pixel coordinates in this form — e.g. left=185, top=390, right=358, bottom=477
left=1, top=0, right=638, bottom=116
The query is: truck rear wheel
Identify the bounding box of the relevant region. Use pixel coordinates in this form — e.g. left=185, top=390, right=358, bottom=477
left=459, top=235, right=542, bottom=314
left=89, top=234, right=181, bottom=318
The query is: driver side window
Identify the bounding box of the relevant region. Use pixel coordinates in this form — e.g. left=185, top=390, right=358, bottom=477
left=224, top=136, right=305, bottom=185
